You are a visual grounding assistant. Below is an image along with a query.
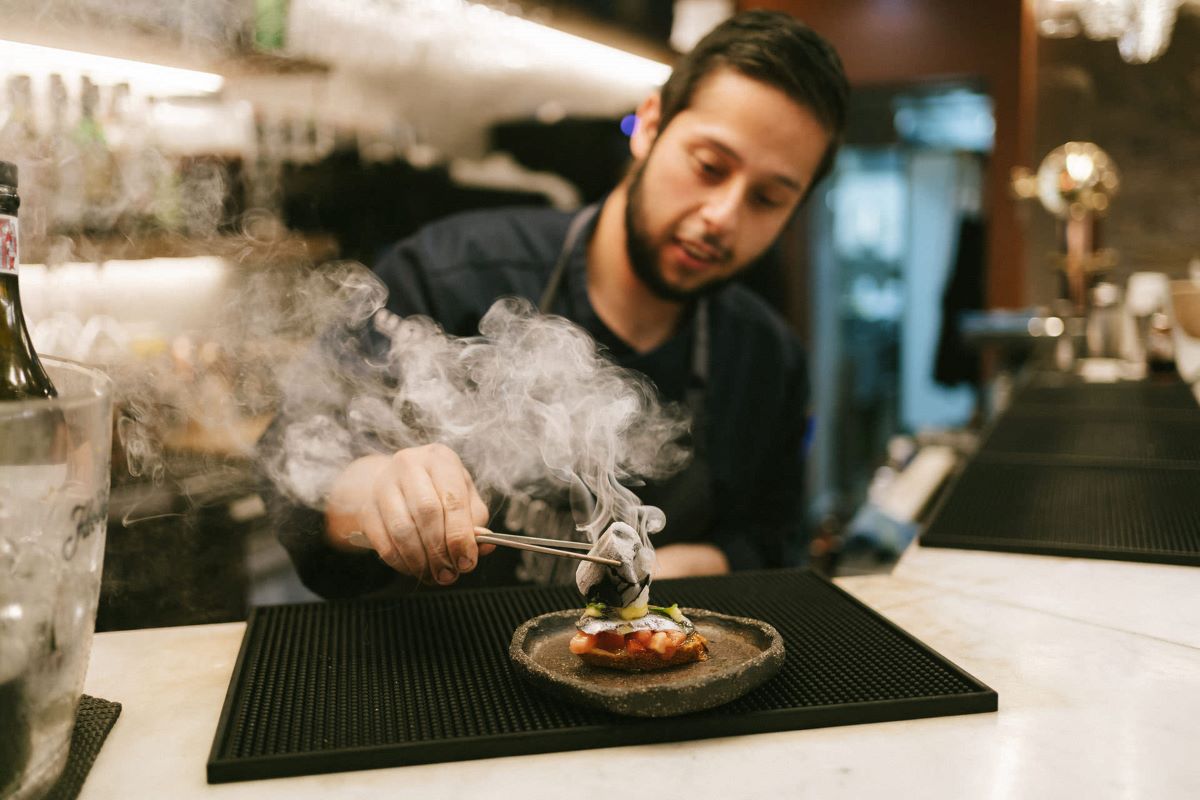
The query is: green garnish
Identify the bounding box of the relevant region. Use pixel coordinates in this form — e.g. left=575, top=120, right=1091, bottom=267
left=618, top=603, right=648, bottom=620
left=583, top=602, right=686, bottom=624
left=648, top=603, right=685, bottom=623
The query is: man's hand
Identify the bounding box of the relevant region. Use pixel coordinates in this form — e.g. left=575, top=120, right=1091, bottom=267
left=325, top=444, right=493, bottom=585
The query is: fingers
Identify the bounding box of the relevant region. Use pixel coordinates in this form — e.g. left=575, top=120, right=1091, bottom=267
left=429, top=455, right=477, bottom=574
left=465, top=471, right=495, bottom=556
left=384, top=443, right=494, bottom=585
left=374, top=481, right=429, bottom=581
left=389, top=451, right=454, bottom=585
left=342, top=443, right=495, bottom=585
left=359, top=504, right=413, bottom=576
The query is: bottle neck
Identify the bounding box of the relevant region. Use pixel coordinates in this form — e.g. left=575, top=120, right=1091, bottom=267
left=1, top=198, right=19, bottom=278
left=0, top=198, right=55, bottom=399
left=1, top=199, right=30, bottom=337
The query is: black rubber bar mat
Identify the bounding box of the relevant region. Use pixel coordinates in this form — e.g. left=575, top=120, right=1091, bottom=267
left=207, top=569, right=995, bottom=783
left=921, top=459, right=1200, bottom=565
left=1010, top=378, right=1198, bottom=412
left=978, top=409, right=1200, bottom=467
left=45, top=695, right=122, bottom=800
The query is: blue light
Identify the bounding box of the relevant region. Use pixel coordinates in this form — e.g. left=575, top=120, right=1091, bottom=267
left=891, top=88, right=994, bottom=152
left=619, top=114, right=637, bottom=137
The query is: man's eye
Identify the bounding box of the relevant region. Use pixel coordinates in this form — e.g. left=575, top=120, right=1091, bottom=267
left=752, top=192, right=784, bottom=209
left=694, top=157, right=723, bottom=178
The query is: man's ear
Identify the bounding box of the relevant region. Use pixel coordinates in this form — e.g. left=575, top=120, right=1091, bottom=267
left=630, top=92, right=662, bottom=160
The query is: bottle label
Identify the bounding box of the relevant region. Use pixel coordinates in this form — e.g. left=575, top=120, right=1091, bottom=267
left=0, top=215, right=16, bottom=275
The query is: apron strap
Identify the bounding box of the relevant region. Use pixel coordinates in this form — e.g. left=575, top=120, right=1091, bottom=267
left=539, top=203, right=710, bottom=436
left=687, top=299, right=710, bottom=456
left=538, top=204, right=600, bottom=314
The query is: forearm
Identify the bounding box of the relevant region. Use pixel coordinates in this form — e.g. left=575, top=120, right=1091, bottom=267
left=268, top=481, right=397, bottom=599
left=654, top=542, right=730, bottom=579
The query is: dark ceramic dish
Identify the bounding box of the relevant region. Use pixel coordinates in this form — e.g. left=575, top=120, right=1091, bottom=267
left=509, top=608, right=785, bottom=717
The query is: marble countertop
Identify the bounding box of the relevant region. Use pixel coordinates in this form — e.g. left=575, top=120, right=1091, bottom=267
left=80, top=544, right=1200, bottom=799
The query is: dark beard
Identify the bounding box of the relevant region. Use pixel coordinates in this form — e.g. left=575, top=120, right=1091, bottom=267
left=624, top=160, right=734, bottom=303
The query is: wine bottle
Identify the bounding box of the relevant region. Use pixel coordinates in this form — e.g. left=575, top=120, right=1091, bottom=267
left=1, top=159, right=76, bottom=799
left=0, top=660, right=31, bottom=798
left=0, top=160, right=57, bottom=399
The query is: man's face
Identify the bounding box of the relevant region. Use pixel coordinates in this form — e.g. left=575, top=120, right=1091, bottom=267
left=624, top=68, right=831, bottom=302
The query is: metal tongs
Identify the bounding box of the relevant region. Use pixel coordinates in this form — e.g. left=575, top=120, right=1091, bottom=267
left=345, top=526, right=619, bottom=567
left=474, top=529, right=619, bottom=566
left=476, top=476, right=617, bottom=566
left=344, top=474, right=619, bottom=567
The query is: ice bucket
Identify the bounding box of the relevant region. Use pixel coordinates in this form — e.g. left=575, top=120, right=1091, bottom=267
left=0, top=358, right=112, bottom=799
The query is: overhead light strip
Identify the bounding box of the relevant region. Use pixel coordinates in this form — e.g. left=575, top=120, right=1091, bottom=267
left=495, top=9, right=672, bottom=87
left=0, top=39, right=224, bottom=95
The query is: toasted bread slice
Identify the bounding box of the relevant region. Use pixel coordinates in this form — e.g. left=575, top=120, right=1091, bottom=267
left=577, top=633, right=709, bottom=671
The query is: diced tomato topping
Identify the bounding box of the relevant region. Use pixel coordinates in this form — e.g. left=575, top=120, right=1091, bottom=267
left=595, top=631, right=626, bottom=652
left=574, top=628, right=686, bottom=659
left=648, top=630, right=684, bottom=660
left=569, top=632, right=597, bottom=654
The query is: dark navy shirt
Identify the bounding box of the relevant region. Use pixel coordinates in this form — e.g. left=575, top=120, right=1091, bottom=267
left=273, top=206, right=809, bottom=598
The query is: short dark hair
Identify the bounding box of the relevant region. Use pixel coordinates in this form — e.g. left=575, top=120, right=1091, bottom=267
left=657, top=10, right=849, bottom=195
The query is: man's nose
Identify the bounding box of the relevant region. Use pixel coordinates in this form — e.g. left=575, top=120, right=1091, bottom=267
left=699, top=180, right=743, bottom=237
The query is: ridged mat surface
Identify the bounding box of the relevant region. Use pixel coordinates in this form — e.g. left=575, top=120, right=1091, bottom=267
left=980, top=409, right=1200, bottom=466
left=921, top=459, right=1200, bottom=565
left=43, top=695, right=122, bottom=800
left=208, top=569, right=995, bottom=783
left=924, top=377, right=1200, bottom=565
left=1010, top=379, right=1199, bottom=411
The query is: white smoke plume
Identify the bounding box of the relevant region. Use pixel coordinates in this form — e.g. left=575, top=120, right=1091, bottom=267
left=265, top=272, right=693, bottom=542
left=90, top=250, right=692, bottom=545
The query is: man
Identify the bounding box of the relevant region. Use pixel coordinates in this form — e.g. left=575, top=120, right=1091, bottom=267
left=277, top=10, right=848, bottom=598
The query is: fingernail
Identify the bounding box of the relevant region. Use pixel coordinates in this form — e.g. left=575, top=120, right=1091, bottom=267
left=457, top=556, right=473, bottom=571
left=436, top=569, right=455, bottom=584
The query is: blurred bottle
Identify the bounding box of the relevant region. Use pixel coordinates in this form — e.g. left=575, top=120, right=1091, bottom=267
left=0, top=75, right=38, bottom=157
left=1147, top=311, right=1176, bottom=373
left=0, top=161, right=56, bottom=399
left=99, top=82, right=131, bottom=154
left=100, top=82, right=133, bottom=229
left=248, top=114, right=284, bottom=216
left=44, top=74, right=83, bottom=233
left=142, top=97, right=185, bottom=232
left=102, top=82, right=164, bottom=232
left=1086, top=281, right=1123, bottom=359
left=0, top=76, right=42, bottom=239
left=73, top=77, right=118, bottom=232
left=253, top=0, right=290, bottom=52
left=3, top=75, right=57, bottom=243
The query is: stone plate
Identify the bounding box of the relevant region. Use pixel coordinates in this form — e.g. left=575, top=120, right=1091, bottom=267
left=509, top=608, right=785, bottom=718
